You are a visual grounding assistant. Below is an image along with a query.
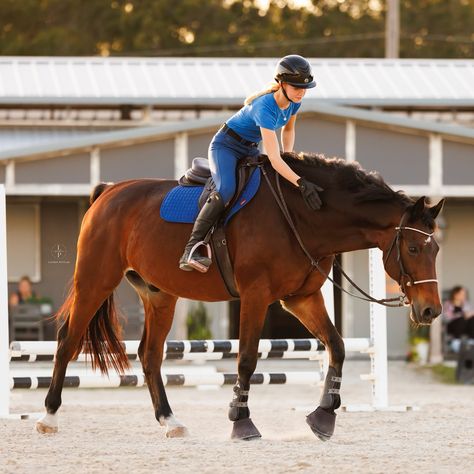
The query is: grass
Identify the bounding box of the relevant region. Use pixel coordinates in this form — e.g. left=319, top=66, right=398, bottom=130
left=426, top=364, right=457, bottom=384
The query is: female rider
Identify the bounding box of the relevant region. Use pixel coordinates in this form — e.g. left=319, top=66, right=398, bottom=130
left=179, top=54, right=323, bottom=272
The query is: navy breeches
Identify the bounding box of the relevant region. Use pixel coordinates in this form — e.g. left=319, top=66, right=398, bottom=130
left=209, top=130, right=260, bottom=205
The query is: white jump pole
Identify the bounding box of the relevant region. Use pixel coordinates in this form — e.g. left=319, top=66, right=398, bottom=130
left=0, top=184, right=10, bottom=417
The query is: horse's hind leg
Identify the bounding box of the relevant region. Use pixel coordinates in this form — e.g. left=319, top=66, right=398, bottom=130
left=282, top=290, right=345, bottom=442
left=137, top=291, right=187, bottom=438
left=228, top=294, right=269, bottom=440
left=36, top=259, right=125, bottom=434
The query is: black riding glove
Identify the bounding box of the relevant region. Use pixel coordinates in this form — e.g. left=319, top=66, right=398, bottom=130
left=297, top=177, right=324, bottom=211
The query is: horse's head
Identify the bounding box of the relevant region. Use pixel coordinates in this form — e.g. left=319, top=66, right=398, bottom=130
left=382, top=196, right=445, bottom=325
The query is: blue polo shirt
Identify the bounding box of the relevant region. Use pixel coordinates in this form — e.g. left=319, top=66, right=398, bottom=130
left=226, top=93, right=301, bottom=143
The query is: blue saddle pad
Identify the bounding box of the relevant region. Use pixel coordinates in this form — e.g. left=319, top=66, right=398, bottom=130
left=160, top=168, right=261, bottom=224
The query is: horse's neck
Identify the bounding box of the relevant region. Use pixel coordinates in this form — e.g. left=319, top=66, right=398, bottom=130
left=292, top=194, right=406, bottom=257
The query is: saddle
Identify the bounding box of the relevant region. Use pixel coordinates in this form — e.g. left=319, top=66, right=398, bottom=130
left=163, top=156, right=263, bottom=298
left=178, top=156, right=260, bottom=211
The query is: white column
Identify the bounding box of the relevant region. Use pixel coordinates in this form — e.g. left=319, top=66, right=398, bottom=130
left=345, top=120, right=356, bottom=163
left=0, top=184, right=10, bottom=416
left=369, top=248, right=388, bottom=408
left=90, top=147, right=101, bottom=186
left=5, top=161, right=15, bottom=192
left=429, top=134, right=443, bottom=196
left=429, top=194, right=445, bottom=364
left=321, top=270, right=335, bottom=324
left=341, top=252, right=355, bottom=337
left=174, top=133, right=189, bottom=179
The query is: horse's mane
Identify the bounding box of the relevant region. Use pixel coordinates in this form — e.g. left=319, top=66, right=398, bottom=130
left=281, top=151, right=414, bottom=207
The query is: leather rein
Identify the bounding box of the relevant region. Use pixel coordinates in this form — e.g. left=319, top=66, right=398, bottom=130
left=260, top=165, right=438, bottom=308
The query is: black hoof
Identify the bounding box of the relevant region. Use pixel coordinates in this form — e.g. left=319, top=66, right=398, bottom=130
left=306, top=407, right=336, bottom=442
left=231, top=418, right=262, bottom=440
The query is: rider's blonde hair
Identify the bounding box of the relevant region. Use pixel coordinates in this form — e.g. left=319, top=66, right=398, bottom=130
left=244, top=82, right=280, bottom=106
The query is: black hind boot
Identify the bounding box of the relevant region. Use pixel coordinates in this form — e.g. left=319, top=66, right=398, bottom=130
left=179, top=192, right=225, bottom=272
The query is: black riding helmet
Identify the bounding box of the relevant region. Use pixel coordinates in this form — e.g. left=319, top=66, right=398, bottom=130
left=274, top=55, right=316, bottom=89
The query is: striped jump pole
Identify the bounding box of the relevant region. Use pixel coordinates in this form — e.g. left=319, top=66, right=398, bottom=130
left=10, top=371, right=322, bottom=390
left=9, top=338, right=372, bottom=362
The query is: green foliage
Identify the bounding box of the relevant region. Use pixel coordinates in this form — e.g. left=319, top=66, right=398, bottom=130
left=416, top=363, right=457, bottom=383
left=407, top=323, right=430, bottom=362
left=27, top=296, right=53, bottom=304
left=429, top=363, right=457, bottom=384
left=0, top=0, right=472, bottom=58
left=186, top=302, right=212, bottom=340
left=409, top=323, right=430, bottom=343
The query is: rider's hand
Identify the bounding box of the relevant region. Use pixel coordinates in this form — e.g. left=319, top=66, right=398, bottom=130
left=297, top=177, right=324, bottom=211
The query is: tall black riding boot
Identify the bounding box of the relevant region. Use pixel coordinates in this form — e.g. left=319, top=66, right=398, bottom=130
left=179, top=192, right=225, bottom=272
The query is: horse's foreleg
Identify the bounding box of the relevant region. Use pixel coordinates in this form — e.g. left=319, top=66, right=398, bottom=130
left=138, top=291, right=187, bottom=438
left=228, top=295, right=268, bottom=440
left=282, top=291, right=345, bottom=441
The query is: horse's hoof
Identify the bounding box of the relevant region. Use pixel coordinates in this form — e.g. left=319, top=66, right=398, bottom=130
left=231, top=418, right=262, bottom=440
left=306, top=407, right=336, bottom=441
left=165, top=426, right=189, bottom=438
left=35, top=421, right=58, bottom=434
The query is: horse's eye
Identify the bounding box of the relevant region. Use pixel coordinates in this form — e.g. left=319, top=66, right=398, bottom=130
left=408, top=246, right=418, bottom=255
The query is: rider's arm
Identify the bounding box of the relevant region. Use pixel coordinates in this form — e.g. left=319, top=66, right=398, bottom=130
left=281, top=114, right=297, bottom=152
left=261, top=127, right=300, bottom=186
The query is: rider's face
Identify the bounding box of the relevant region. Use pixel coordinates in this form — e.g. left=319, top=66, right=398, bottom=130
left=283, top=84, right=307, bottom=103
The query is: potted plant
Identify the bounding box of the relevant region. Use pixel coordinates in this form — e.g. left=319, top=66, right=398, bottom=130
left=408, top=324, right=430, bottom=364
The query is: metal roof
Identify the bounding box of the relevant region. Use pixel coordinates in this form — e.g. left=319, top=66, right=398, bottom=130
left=0, top=57, right=473, bottom=107
left=1, top=103, right=473, bottom=162
left=0, top=127, right=114, bottom=155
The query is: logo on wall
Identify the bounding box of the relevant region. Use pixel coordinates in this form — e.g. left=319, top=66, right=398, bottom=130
left=48, top=243, right=70, bottom=264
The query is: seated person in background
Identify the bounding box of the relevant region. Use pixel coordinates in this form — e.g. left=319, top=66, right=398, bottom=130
left=9, top=275, right=37, bottom=307
left=442, top=285, right=474, bottom=350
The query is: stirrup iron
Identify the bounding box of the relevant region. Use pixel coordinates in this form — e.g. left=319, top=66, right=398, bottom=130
left=185, top=241, right=212, bottom=273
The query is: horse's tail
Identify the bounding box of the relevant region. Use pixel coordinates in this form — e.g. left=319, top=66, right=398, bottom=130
left=89, top=181, right=114, bottom=205
left=55, top=279, right=130, bottom=375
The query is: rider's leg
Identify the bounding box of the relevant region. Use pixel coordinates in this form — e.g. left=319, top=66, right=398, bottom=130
left=179, top=137, right=238, bottom=272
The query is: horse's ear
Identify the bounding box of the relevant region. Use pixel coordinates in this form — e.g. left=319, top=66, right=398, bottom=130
left=410, top=196, right=426, bottom=219
left=429, top=198, right=445, bottom=220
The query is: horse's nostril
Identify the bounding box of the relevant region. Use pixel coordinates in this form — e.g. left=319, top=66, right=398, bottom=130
left=422, top=307, right=434, bottom=321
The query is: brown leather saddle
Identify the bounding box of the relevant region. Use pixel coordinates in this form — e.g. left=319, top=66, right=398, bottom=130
left=179, top=156, right=263, bottom=298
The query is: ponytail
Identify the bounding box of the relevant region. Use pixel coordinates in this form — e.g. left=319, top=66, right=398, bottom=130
left=244, top=82, right=280, bottom=106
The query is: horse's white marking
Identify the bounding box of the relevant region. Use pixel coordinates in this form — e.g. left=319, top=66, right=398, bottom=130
left=36, top=412, right=58, bottom=432
left=159, top=414, right=189, bottom=437
left=159, top=414, right=185, bottom=428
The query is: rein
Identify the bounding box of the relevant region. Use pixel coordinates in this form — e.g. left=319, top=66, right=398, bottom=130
left=260, top=165, right=435, bottom=308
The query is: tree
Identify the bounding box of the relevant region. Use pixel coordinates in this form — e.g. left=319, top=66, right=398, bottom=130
left=0, top=0, right=472, bottom=58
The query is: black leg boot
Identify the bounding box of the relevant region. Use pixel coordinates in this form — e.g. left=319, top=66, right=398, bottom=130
left=179, top=192, right=225, bottom=272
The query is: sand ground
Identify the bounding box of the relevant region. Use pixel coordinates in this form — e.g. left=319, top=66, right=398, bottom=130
left=1, top=360, right=473, bottom=474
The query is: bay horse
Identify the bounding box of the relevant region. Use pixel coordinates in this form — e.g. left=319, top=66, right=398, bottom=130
left=35, top=152, right=444, bottom=441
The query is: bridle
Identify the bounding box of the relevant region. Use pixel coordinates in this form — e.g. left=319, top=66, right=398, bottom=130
left=260, top=166, right=438, bottom=308
left=383, top=215, right=438, bottom=293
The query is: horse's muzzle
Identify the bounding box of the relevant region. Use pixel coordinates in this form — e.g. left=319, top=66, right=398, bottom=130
left=412, top=303, right=442, bottom=325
